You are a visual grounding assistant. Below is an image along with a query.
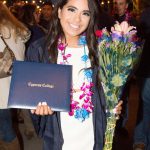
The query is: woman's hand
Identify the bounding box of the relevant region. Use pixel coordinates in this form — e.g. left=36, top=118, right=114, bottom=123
left=113, top=100, right=123, bottom=119
left=31, top=102, right=54, bottom=115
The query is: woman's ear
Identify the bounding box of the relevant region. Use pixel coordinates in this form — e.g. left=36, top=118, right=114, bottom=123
left=58, top=8, right=61, bottom=19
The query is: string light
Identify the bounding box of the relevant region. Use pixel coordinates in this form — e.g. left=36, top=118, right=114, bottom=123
left=4, top=0, right=54, bottom=8
left=3, top=0, right=53, bottom=6
left=101, top=1, right=104, bottom=5
left=3, top=1, right=6, bottom=4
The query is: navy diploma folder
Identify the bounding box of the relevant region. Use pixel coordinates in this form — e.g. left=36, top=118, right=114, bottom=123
left=8, top=61, right=72, bottom=111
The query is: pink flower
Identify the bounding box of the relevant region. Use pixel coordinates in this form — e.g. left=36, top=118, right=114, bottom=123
left=87, top=91, right=93, bottom=96
left=69, top=111, right=74, bottom=116
left=63, top=55, right=67, bottom=60
left=66, top=54, right=72, bottom=58
left=90, top=82, right=94, bottom=87
left=84, top=97, right=90, bottom=103
left=111, top=21, right=136, bottom=35
left=79, top=94, right=85, bottom=99
left=58, top=43, right=67, bottom=51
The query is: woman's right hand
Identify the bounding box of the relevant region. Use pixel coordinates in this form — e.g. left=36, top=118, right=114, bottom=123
left=31, top=102, right=54, bottom=115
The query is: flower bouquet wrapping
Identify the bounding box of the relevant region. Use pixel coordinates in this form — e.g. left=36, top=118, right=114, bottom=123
left=96, top=21, right=142, bottom=150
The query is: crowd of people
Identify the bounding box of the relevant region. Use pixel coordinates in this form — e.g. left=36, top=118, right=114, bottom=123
left=0, top=0, right=150, bottom=150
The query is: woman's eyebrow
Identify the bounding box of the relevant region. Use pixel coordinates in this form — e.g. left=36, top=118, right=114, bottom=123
left=83, top=10, right=91, bottom=14
left=67, top=5, right=77, bottom=9
left=67, top=5, right=90, bottom=13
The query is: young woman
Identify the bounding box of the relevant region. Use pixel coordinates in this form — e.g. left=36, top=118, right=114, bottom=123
left=0, top=2, right=30, bottom=149
left=26, top=0, right=122, bottom=150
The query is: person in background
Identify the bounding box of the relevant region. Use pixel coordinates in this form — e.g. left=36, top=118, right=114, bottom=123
left=112, top=0, right=137, bottom=26
left=111, top=0, right=139, bottom=144
left=38, top=2, right=53, bottom=32
left=9, top=4, right=23, bottom=21
left=0, top=2, right=30, bottom=150
left=26, top=0, right=123, bottom=150
left=133, top=0, right=150, bottom=149
left=21, top=3, right=45, bottom=55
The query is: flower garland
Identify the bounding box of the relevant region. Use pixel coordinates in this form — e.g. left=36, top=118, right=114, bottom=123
left=57, top=35, right=94, bottom=122
left=125, top=10, right=132, bottom=22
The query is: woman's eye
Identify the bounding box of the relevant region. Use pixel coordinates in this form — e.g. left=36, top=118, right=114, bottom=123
left=68, top=8, right=75, bottom=12
left=83, top=12, right=90, bottom=17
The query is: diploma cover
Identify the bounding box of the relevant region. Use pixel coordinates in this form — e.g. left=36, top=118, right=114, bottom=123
left=8, top=61, right=72, bottom=111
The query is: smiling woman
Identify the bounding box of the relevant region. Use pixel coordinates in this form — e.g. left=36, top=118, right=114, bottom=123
left=26, top=1, right=105, bottom=150
left=58, top=0, right=90, bottom=39
left=26, top=0, right=122, bottom=150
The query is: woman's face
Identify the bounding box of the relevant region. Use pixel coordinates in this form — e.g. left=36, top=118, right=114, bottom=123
left=58, top=0, right=90, bottom=39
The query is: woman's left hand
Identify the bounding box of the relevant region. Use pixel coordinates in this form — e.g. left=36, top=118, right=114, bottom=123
left=114, top=100, right=123, bottom=115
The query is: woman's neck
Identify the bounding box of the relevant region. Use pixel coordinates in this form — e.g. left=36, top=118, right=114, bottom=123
left=64, top=36, right=80, bottom=48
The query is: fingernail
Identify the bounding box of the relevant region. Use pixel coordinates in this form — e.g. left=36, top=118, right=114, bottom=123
left=31, top=110, right=34, bottom=114
left=42, top=102, right=47, bottom=105
left=38, top=102, right=42, bottom=106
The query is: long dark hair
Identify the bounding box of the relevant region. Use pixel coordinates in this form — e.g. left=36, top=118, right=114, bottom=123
left=46, top=0, right=100, bottom=69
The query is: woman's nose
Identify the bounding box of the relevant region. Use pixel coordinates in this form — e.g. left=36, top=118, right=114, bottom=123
left=74, top=13, right=81, bottom=23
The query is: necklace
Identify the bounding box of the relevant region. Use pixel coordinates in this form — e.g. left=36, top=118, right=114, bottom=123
left=58, top=36, right=94, bottom=122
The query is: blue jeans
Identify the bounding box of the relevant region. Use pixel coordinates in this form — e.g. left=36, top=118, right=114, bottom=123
left=0, top=109, right=16, bottom=142
left=134, top=78, right=150, bottom=149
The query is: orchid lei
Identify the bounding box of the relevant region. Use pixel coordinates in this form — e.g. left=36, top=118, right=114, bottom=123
left=125, top=10, right=132, bottom=22
left=57, top=35, right=94, bottom=122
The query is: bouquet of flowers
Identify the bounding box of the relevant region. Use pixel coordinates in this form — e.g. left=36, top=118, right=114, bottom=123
left=96, top=21, right=142, bottom=150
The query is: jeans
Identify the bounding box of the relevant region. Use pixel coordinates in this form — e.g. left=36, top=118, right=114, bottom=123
left=0, top=109, right=16, bottom=142
left=134, top=78, right=150, bottom=149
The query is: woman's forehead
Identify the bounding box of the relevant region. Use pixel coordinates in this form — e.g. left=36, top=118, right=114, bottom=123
left=64, top=0, right=89, bottom=10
